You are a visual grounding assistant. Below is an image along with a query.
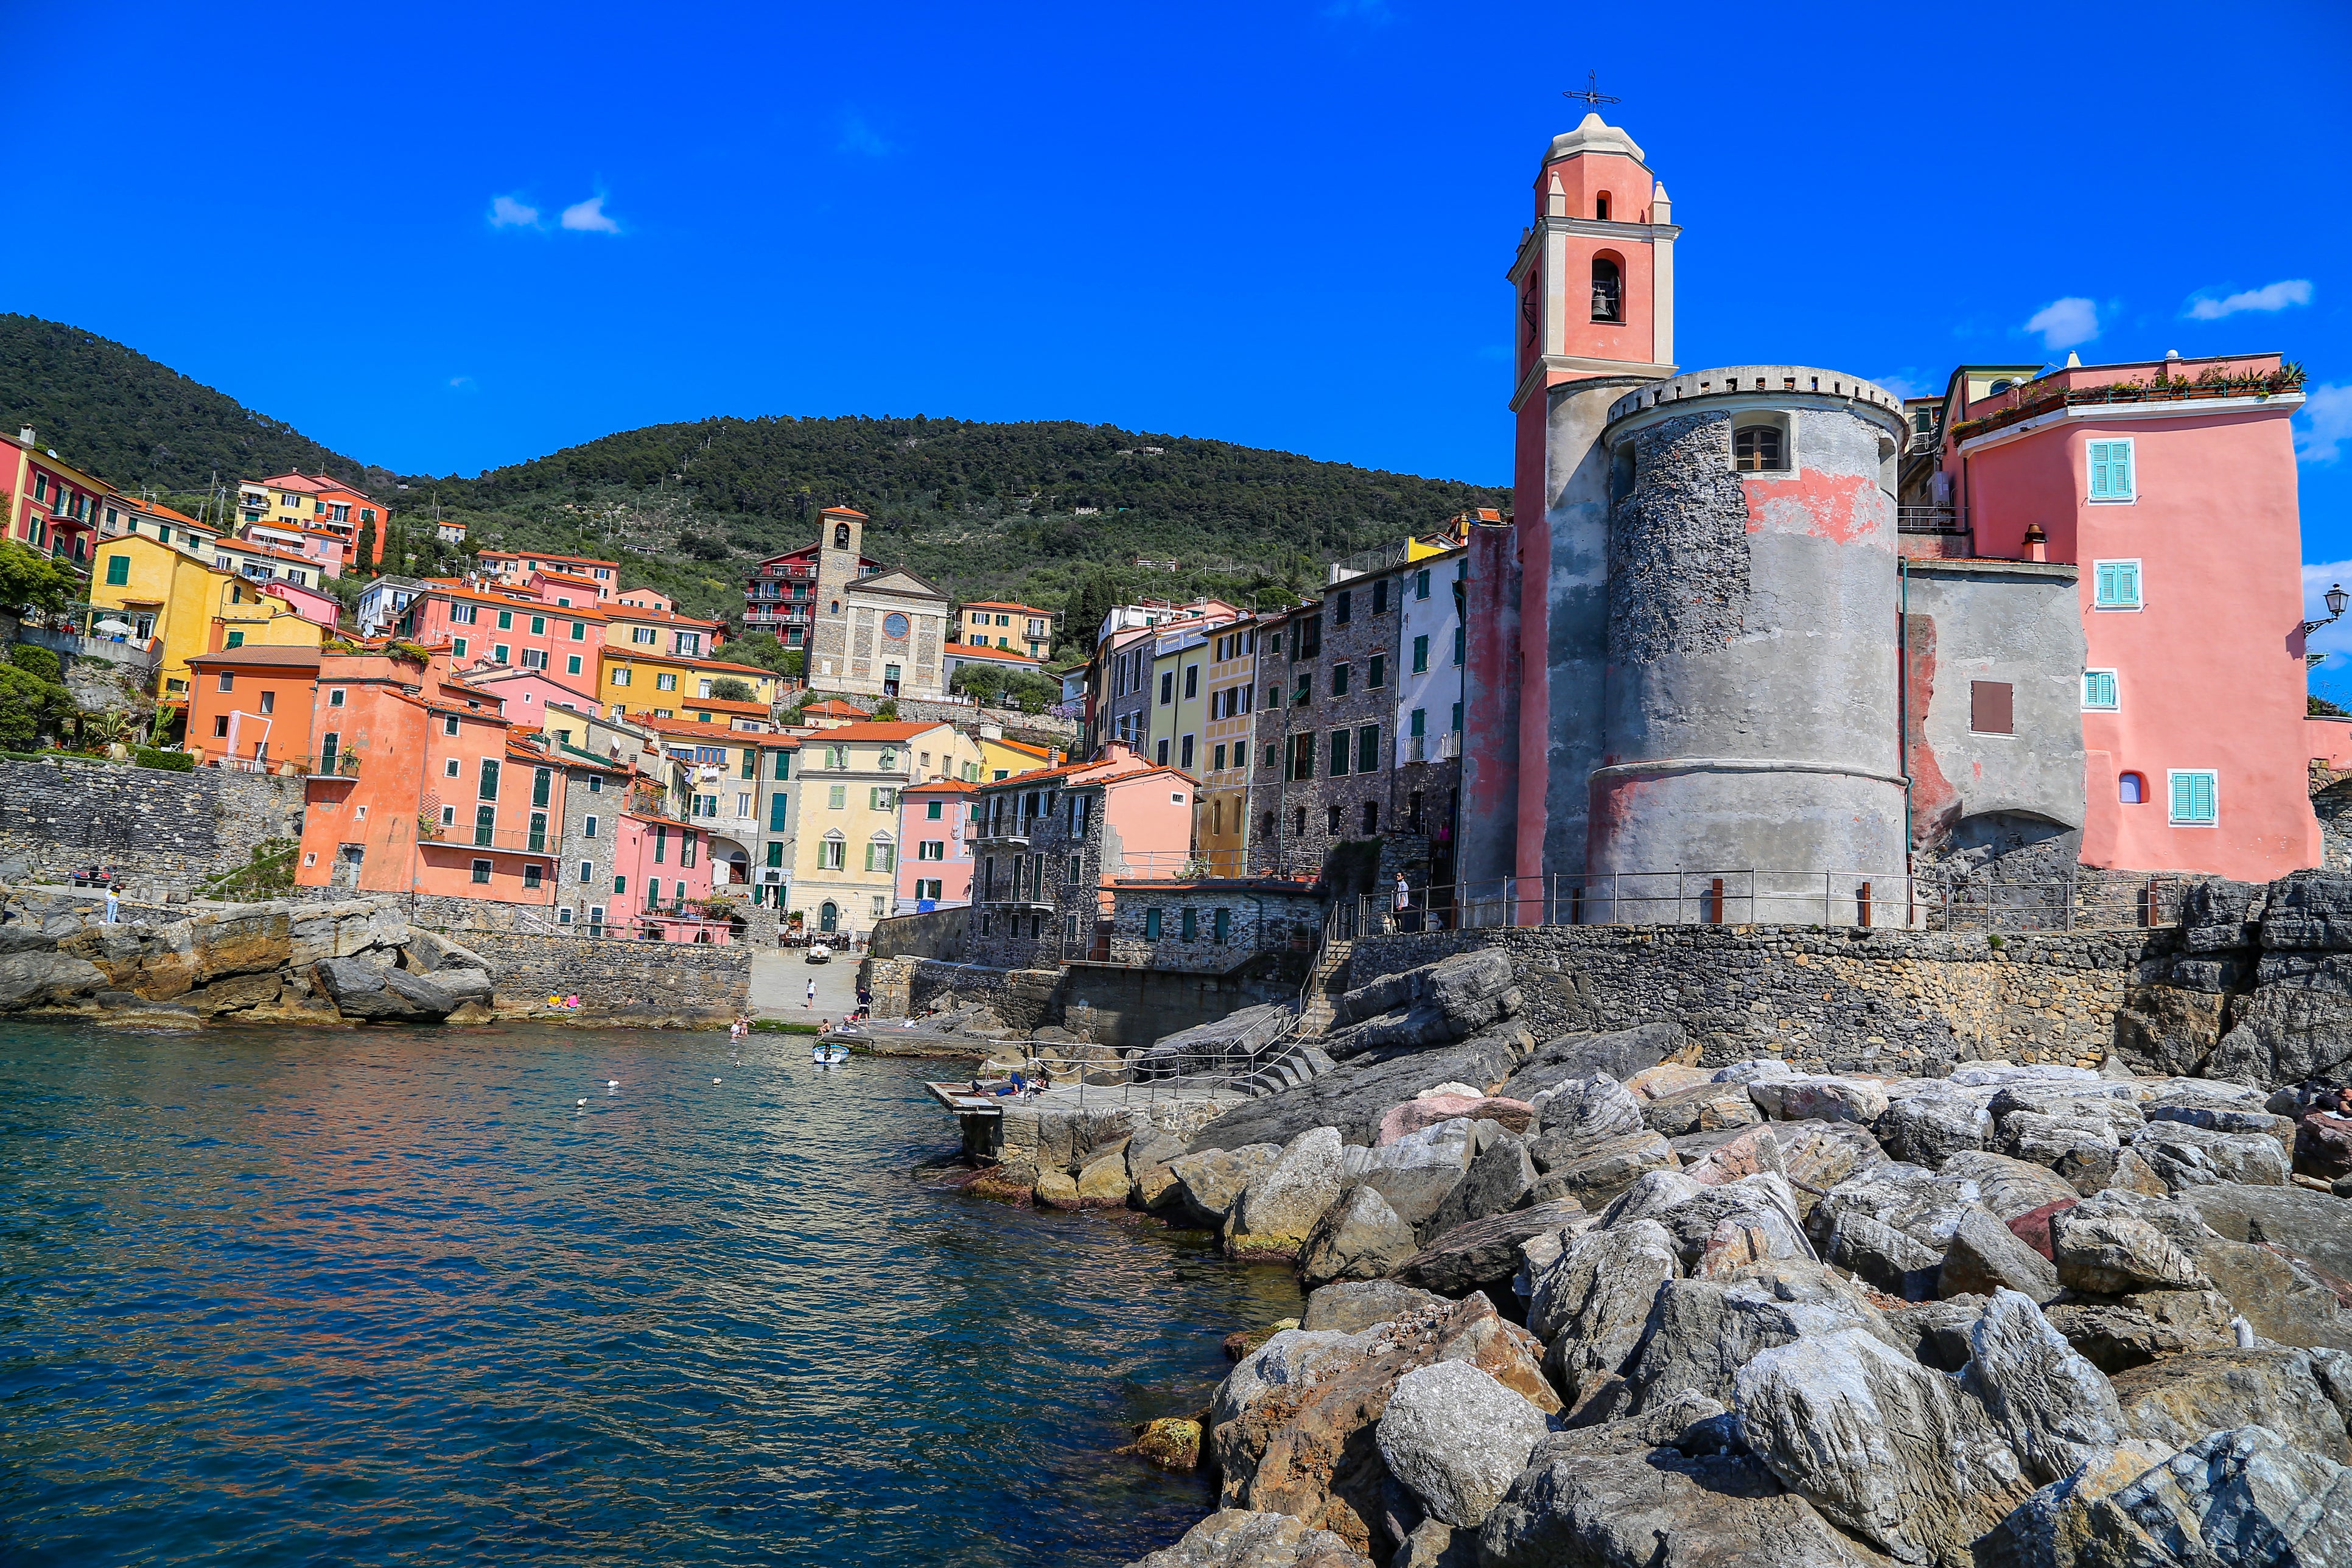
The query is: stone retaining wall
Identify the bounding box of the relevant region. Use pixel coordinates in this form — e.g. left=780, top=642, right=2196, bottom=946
left=1347, top=923, right=2166, bottom=1079
left=444, top=927, right=749, bottom=1024
left=0, top=756, right=306, bottom=898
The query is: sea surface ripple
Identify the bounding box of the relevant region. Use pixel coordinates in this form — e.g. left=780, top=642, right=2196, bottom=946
left=0, top=1021, right=1299, bottom=1566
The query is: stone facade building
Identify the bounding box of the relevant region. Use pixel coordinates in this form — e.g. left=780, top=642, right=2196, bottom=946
left=965, top=747, right=1191, bottom=970
left=1104, top=878, right=1325, bottom=971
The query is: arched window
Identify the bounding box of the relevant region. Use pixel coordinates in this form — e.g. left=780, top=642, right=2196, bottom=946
left=1594, top=193, right=1610, bottom=221
left=1987, top=379, right=2015, bottom=396
left=833, top=523, right=850, bottom=547
left=2118, top=772, right=2146, bottom=804
left=1590, top=256, right=1622, bottom=323
left=1734, top=424, right=1787, bottom=472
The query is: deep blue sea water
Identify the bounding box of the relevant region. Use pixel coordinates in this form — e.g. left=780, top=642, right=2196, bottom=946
left=0, top=1022, right=1299, bottom=1566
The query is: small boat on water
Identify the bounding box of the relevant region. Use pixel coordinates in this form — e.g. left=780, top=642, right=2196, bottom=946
left=811, top=1041, right=851, bottom=1066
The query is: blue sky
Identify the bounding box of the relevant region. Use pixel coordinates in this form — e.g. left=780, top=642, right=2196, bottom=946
left=10, top=2, right=2352, bottom=634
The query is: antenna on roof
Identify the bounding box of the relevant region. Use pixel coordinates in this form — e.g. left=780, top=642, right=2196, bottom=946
left=1562, top=70, right=1620, bottom=108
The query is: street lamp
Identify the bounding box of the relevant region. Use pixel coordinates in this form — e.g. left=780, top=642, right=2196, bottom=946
left=2305, top=584, right=2350, bottom=638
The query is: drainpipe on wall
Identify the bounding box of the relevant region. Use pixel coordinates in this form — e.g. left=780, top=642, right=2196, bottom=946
left=1899, top=554, right=1914, bottom=922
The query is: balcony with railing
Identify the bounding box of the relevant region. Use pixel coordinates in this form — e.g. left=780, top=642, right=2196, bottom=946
left=748, top=564, right=816, bottom=582
left=419, top=824, right=564, bottom=853
left=1896, top=506, right=1964, bottom=536
left=1405, top=732, right=1463, bottom=763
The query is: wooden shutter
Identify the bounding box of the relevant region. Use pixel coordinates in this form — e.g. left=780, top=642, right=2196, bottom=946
left=1329, top=730, right=1350, bottom=777
left=1970, top=681, right=2014, bottom=735
left=2084, top=671, right=2117, bottom=709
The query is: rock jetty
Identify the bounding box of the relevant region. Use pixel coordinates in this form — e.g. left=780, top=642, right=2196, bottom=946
left=967, top=946, right=2352, bottom=1567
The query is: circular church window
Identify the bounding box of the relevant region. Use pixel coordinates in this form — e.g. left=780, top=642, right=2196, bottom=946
left=883, top=612, right=909, bottom=640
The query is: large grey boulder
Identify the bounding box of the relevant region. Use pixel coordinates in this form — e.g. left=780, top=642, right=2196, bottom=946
left=1956, top=1289, right=2126, bottom=1486
left=2112, top=1348, right=2351, bottom=1462
left=1683, top=1121, right=1883, bottom=1214
left=314, top=956, right=455, bottom=1022
left=1375, top=1362, right=1553, bottom=1528
left=1325, top=950, right=1520, bottom=1059
left=1735, top=1327, right=2034, bottom=1563
left=1188, top=1021, right=1532, bottom=1152
left=1351, top=1119, right=1479, bottom=1230
left=1639, top=1080, right=1762, bottom=1137
left=1300, top=1279, right=1448, bottom=1334
left=1937, top=1150, right=2079, bottom=1223
left=2048, top=1189, right=2216, bottom=1295
left=2000, top=1111, right=2123, bottom=1194
left=1494, top=1022, right=1682, bottom=1102
left=1297, top=1185, right=1421, bottom=1291
left=0, top=949, right=107, bottom=1010
left=1533, top=1072, right=1643, bottom=1141
left=2044, top=1290, right=2242, bottom=1375
left=2255, top=870, right=2352, bottom=950
left=1421, top=1134, right=1535, bottom=1241
left=2196, top=1234, right=2352, bottom=1351
left=1525, top=1219, right=1681, bottom=1405
left=2112, top=982, right=2231, bottom=1079
left=2184, top=1180, right=2352, bottom=1282
left=1878, top=1086, right=1992, bottom=1167
left=2209, top=952, right=2352, bottom=1087
left=1127, top=1508, right=1372, bottom=1568
left=1128, top=1127, right=1189, bottom=1209
left=1524, top=1130, right=1678, bottom=1208
left=1166, top=1143, right=1282, bottom=1230
left=1941, top=1205, right=2062, bottom=1304
left=1477, top=1427, right=1870, bottom=1568
left=1391, top=1199, right=1587, bottom=1302
left=2131, top=1119, right=2291, bottom=1189
left=1229, top=1127, right=1348, bottom=1261
left=2059, top=1426, right=2352, bottom=1568
left=1618, top=1260, right=1899, bottom=1416
left=1807, top=1163, right=1979, bottom=1300
left=401, top=928, right=494, bottom=978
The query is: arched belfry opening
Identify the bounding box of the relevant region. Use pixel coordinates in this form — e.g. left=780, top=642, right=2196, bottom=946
left=1590, top=255, right=1622, bottom=323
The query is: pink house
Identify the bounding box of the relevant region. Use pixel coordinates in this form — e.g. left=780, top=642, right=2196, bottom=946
left=607, top=803, right=720, bottom=941
left=898, top=778, right=977, bottom=912
left=1936, top=353, right=2316, bottom=881
left=393, top=585, right=609, bottom=701
left=262, top=579, right=343, bottom=631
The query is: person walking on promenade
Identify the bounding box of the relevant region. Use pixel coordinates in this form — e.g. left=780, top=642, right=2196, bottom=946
left=805, top=978, right=817, bottom=1009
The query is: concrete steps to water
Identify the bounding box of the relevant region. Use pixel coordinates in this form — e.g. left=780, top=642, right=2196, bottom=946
left=1296, top=937, right=1355, bottom=1037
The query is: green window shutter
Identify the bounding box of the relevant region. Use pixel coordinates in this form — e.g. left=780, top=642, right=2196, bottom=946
left=1410, top=708, right=1426, bottom=737
left=1412, top=635, right=1428, bottom=673
left=1357, top=724, right=1377, bottom=772
left=225, top=631, right=244, bottom=648
left=1145, top=908, right=1161, bottom=940
left=105, top=554, right=129, bottom=585
left=864, top=842, right=876, bottom=871
left=740, top=750, right=754, bottom=780
left=769, top=794, right=789, bottom=831
left=766, top=841, right=783, bottom=868
left=532, top=768, right=551, bottom=807
left=775, top=751, right=791, bottom=780
left=478, top=758, right=500, bottom=799
left=1181, top=908, right=1197, bottom=940
left=1329, top=730, right=1350, bottom=777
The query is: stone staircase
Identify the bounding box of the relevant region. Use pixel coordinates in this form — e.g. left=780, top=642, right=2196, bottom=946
left=1230, top=1035, right=1339, bottom=1099
left=1296, top=937, right=1355, bottom=1038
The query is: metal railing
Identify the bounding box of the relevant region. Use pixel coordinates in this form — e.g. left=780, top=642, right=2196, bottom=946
left=421, top=826, right=563, bottom=854
left=1896, top=506, right=1962, bottom=534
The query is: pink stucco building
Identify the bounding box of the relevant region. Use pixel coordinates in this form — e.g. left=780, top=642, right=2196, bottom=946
left=898, top=778, right=977, bottom=912
left=1920, top=354, right=2317, bottom=883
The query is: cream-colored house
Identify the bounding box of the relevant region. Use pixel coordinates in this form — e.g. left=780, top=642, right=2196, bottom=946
left=785, top=719, right=984, bottom=937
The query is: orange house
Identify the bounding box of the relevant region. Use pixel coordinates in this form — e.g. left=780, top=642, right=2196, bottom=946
left=186, top=645, right=322, bottom=769
left=293, top=651, right=566, bottom=903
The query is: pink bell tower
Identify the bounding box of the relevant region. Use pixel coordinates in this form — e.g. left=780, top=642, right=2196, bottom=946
left=1461, top=104, right=1681, bottom=908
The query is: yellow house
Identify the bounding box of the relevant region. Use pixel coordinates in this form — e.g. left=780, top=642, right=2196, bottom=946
left=90, top=532, right=323, bottom=702
left=1144, top=618, right=1216, bottom=775
left=977, top=732, right=1058, bottom=783
left=788, top=720, right=984, bottom=936
left=1200, top=618, right=1258, bottom=874
left=600, top=651, right=781, bottom=719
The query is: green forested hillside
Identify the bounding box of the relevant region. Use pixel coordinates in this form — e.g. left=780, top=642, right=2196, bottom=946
left=0, top=315, right=379, bottom=494
left=0, top=315, right=1508, bottom=636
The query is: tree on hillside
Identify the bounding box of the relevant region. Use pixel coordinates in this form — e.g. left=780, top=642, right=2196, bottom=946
left=710, top=677, right=755, bottom=702
left=950, top=663, right=1009, bottom=706
left=0, top=541, right=75, bottom=617
left=1001, top=670, right=1058, bottom=714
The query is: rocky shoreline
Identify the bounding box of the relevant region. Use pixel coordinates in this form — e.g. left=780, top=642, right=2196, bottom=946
left=0, top=886, right=732, bottom=1028
left=949, top=940, right=2352, bottom=1566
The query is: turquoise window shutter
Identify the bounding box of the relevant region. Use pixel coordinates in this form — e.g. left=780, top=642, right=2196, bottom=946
left=768, top=794, right=788, bottom=831
left=2171, top=772, right=2192, bottom=819
left=2084, top=671, right=2117, bottom=709
left=2120, top=561, right=2139, bottom=604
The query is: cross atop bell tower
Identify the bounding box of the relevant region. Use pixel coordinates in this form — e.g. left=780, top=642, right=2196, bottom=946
left=1505, top=100, right=1678, bottom=414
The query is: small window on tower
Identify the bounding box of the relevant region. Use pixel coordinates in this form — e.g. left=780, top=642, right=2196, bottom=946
left=1591, top=256, right=1623, bottom=323
left=1594, top=193, right=1610, bottom=220
left=1734, top=424, right=1787, bottom=472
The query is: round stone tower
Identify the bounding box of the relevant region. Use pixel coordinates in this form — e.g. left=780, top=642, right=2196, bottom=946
left=1586, top=366, right=1912, bottom=923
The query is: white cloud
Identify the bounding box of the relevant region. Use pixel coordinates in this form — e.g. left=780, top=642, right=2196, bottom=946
left=2298, top=383, right=2352, bottom=464
left=447, top=376, right=474, bottom=389
left=837, top=115, right=891, bottom=158
left=489, top=195, right=540, bottom=228
left=2024, top=297, right=2100, bottom=351
left=2186, top=279, right=2312, bottom=321
left=1871, top=368, right=1929, bottom=399
left=560, top=195, right=621, bottom=234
